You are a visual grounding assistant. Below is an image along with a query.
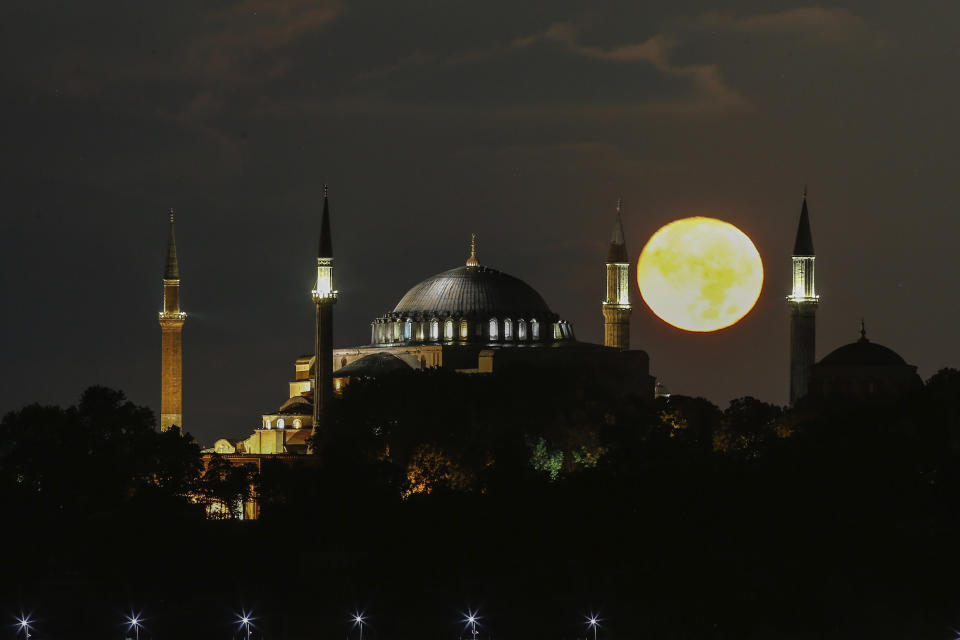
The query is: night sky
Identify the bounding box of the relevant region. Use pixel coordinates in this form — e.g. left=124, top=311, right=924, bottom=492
left=2, top=1, right=958, bottom=446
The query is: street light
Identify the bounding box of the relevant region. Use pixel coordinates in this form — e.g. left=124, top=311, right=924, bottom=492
left=237, top=610, right=254, bottom=640
left=352, top=612, right=365, bottom=640
left=463, top=609, right=479, bottom=640
left=125, top=613, right=143, bottom=640
left=586, top=614, right=601, bottom=640
left=16, top=615, right=31, bottom=639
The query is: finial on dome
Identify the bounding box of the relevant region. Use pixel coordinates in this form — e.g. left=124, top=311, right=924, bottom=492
left=323, top=184, right=328, bottom=199
left=169, top=208, right=175, bottom=223
left=803, top=184, right=808, bottom=200
left=616, top=197, right=622, bottom=213
left=466, top=233, right=480, bottom=267
left=859, top=317, right=868, bottom=342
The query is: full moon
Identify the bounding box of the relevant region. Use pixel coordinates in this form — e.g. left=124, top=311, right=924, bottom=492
left=637, top=217, right=763, bottom=332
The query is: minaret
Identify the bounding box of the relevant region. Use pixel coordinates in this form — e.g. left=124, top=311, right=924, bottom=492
left=786, top=190, right=819, bottom=405
left=602, top=198, right=632, bottom=350
left=158, top=209, right=186, bottom=431
left=311, top=186, right=337, bottom=434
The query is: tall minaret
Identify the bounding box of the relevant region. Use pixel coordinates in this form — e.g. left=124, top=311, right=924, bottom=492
left=311, top=186, right=337, bottom=433
left=602, top=198, right=632, bottom=350
left=787, top=190, right=819, bottom=405
left=159, top=209, right=186, bottom=431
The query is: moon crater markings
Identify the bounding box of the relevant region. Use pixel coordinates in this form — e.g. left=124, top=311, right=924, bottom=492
left=637, top=217, right=763, bottom=332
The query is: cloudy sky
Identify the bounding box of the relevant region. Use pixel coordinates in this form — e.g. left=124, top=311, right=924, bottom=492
left=2, top=1, right=957, bottom=444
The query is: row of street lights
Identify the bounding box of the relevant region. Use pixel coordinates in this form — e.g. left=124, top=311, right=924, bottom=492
left=12, top=608, right=602, bottom=638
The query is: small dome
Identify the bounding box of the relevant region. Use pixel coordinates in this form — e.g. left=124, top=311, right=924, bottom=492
left=333, top=352, right=412, bottom=378
left=818, top=337, right=908, bottom=367
left=392, top=266, right=553, bottom=318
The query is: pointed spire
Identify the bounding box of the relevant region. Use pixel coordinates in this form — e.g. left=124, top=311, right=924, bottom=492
left=466, top=233, right=480, bottom=267
left=607, top=197, right=628, bottom=263
left=859, top=318, right=868, bottom=342
left=318, top=185, right=333, bottom=258
left=792, top=190, right=815, bottom=256
left=165, top=208, right=180, bottom=279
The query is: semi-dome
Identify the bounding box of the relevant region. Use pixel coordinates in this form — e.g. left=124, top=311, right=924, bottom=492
left=393, top=266, right=553, bottom=317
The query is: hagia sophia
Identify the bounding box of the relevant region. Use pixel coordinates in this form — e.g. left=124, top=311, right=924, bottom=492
left=157, top=189, right=923, bottom=468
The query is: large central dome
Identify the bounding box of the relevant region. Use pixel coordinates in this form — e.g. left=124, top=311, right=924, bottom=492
left=393, top=265, right=552, bottom=317
left=369, top=241, right=573, bottom=347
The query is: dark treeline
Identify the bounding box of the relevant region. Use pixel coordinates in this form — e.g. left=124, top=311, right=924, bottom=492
left=2, top=370, right=960, bottom=639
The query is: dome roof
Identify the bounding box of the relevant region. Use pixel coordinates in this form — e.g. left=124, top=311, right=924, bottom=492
left=333, top=352, right=412, bottom=378
left=818, top=337, right=908, bottom=367
left=392, top=266, right=553, bottom=317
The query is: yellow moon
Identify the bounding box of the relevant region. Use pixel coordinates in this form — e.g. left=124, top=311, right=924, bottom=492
left=637, top=217, right=763, bottom=332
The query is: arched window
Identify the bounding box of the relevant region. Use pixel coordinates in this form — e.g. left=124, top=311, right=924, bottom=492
left=403, top=320, right=412, bottom=340
left=393, top=321, right=401, bottom=341
left=553, top=323, right=562, bottom=339
left=459, top=319, right=469, bottom=339
left=277, top=418, right=285, bottom=429
left=518, top=319, right=527, bottom=340
left=430, top=319, right=440, bottom=341
left=445, top=319, right=455, bottom=340
left=293, top=419, right=302, bottom=429
left=531, top=318, right=540, bottom=339
left=488, top=318, right=499, bottom=341
left=340, top=357, right=347, bottom=368
left=264, top=419, right=272, bottom=429
left=504, top=318, right=513, bottom=340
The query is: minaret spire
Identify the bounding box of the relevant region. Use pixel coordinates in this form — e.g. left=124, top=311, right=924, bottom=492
left=312, top=186, right=338, bottom=439
left=165, top=209, right=180, bottom=279
left=159, top=209, right=186, bottom=432
left=787, top=190, right=819, bottom=405
left=602, top=197, right=632, bottom=350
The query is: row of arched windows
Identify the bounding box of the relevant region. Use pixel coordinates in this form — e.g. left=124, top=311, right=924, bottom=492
left=372, top=316, right=573, bottom=345
left=263, top=417, right=303, bottom=430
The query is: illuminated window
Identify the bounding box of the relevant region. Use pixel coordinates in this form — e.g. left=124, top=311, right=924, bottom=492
left=553, top=323, right=561, bottom=339
left=404, top=320, right=412, bottom=340
left=430, top=319, right=439, bottom=341
left=460, top=319, right=469, bottom=339
left=488, top=318, right=498, bottom=340
left=518, top=319, right=527, bottom=340
left=531, top=318, right=540, bottom=339
left=277, top=418, right=285, bottom=429
left=293, top=419, right=302, bottom=429
left=504, top=318, right=513, bottom=340
left=445, top=319, right=454, bottom=340
left=264, top=419, right=272, bottom=429
left=392, top=321, right=401, bottom=341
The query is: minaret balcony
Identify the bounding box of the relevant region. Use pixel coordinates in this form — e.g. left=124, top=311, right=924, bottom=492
left=158, top=311, right=187, bottom=321
left=311, top=289, right=339, bottom=302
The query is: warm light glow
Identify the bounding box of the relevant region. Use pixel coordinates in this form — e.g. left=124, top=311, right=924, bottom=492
left=637, top=217, right=763, bottom=332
